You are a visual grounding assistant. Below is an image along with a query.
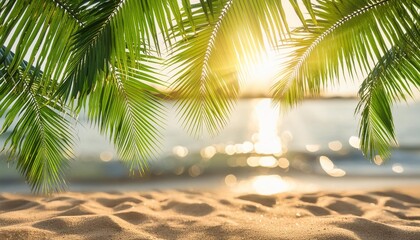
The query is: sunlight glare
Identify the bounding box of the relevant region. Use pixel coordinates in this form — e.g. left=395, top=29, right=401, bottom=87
left=242, top=141, right=254, bottom=153
left=258, top=156, right=278, bottom=168
left=253, top=99, right=282, bottom=155
left=238, top=48, right=279, bottom=94
left=251, top=175, right=292, bottom=195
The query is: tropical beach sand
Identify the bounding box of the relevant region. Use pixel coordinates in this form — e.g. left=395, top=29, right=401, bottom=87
left=1, top=187, right=420, bottom=239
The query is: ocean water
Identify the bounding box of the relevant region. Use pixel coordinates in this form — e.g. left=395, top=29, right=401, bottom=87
left=1, top=98, right=420, bottom=192
left=69, top=98, right=420, bottom=156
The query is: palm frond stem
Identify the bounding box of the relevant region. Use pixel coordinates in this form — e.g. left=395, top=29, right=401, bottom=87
left=51, top=0, right=84, bottom=27
left=280, top=0, right=392, bottom=96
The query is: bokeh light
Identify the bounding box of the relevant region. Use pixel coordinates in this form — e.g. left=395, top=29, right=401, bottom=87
left=173, top=146, right=189, bottom=158
left=225, top=174, right=237, bottom=187
left=392, top=164, right=404, bottom=174
left=305, top=144, right=320, bottom=153
left=258, top=156, right=278, bottom=168
left=247, top=157, right=260, bottom=167
left=373, top=155, right=384, bottom=166
left=319, top=156, right=346, bottom=177
left=349, top=136, right=361, bottom=149
left=99, top=151, right=113, bottom=162
left=225, top=145, right=236, bottom=155
left=251, top=175, right=292, bottom=195
left=200, top=146, right=217, bottom=159
left=188, top=165, right=202, bottom=177
left=328, top=141, right=343, bottom=151
left=278, top=158, right=290, bottom=169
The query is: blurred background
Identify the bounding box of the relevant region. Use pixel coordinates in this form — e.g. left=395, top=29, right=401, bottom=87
left=1, top=98, right=420, bottom=194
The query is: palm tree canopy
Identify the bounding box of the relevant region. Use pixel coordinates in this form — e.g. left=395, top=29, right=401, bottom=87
left=0, top=0, right=419, bottom=193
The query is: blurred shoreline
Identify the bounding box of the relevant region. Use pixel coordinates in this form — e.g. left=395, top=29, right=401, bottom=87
left=1, top=98, right=420, bottom=194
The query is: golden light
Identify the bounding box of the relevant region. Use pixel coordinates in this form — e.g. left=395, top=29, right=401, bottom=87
left=238, top=48, right=280, bottom=94
left=319, top=156, right=346, bottom=177
left=236, top=157, right=248, bottom=167
left=253, top=99, right=282, bottom=155
left=328, top=141, right=343, bottom=151
left=305, top=144, right=321, bottom=153
left=278, top=158, right=290, bottom=169
left=224, top=145, right=236, bottom=155
left=281, top=131, right=293, bottom=142
left=258, top=156, right=278, bottom=168
left=99, top=151, right=113, bottom=162
left=392, top=163, right=404, bottom=173
left=251, top=175, right=292, bottom=195
left=200, top=146, right=217, bottom=159
left=246, top=157, right=260, bottom=167
left=173, top=167, right=185, bottom=175
left=188, top=165, right=202, bottom=177
left=234, top=144, right=244, bottom=153
left=328, top=168, right=346, bottom=177
left=373, top=155, right=384, bottom=166
left=319, top=156, right=334, bottom=171
left=242, top=141, right=254, bottom=153
left=349, top=136, right=361, bottom=149
left=225, top=174, right=238, bottom=187
left=173, top=146, right=189, bottom=158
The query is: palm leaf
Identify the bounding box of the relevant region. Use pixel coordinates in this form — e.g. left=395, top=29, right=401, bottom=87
left=87, top=54, right=165, bottom=173
left=0, top=48, right=74, bottom=194
left=272, top=0, right=418, bottom=107
left=271, top=0, right=419, bottom=160
left=0, top=0, right=80, bottom=94
left=58, top=0, right=190, bottom=101
left=169, top=0, right=308, bottom=136
left=356, top=29, right=420, bottom=159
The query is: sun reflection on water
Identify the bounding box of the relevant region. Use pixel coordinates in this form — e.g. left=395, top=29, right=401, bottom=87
left=228, top=174, right=294, bottom=195
left=251, top=175, right=293, bottom=195
left=253, top=99, right=282, bottom=155
left=319, top=156, right=346, bottom=177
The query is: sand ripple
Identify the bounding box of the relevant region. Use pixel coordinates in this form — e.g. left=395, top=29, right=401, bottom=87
left=1, top=189, right=420, bottom=239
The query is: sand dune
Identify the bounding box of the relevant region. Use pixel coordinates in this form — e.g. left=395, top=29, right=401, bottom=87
left=1, top=188, right=420, bottom=239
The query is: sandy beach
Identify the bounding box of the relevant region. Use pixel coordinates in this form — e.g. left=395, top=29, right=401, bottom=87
left=1, top=188, right=420, bottom=239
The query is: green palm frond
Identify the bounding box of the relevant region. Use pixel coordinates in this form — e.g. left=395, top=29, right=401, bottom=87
left=87, top=54, right=164, bottom=173
left=0, top=0, right=79, bottom=94
left=356, top=30, right=420, bottom=159
left=169, top=0, right=237, bottom=136
left=58, top=0, right=189, bottom=101
left=272, top=0, right=418, bottom=107
left=271, top=0, right=419, bottom=160
left=169, top=0, right=307, bottom=136
left=1, top=0, right=190, bottom=192
left=0, top=48, right=74, bottom=194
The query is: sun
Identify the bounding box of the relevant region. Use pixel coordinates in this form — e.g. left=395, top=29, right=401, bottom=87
left=238, top=48, right=281, bottom=96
